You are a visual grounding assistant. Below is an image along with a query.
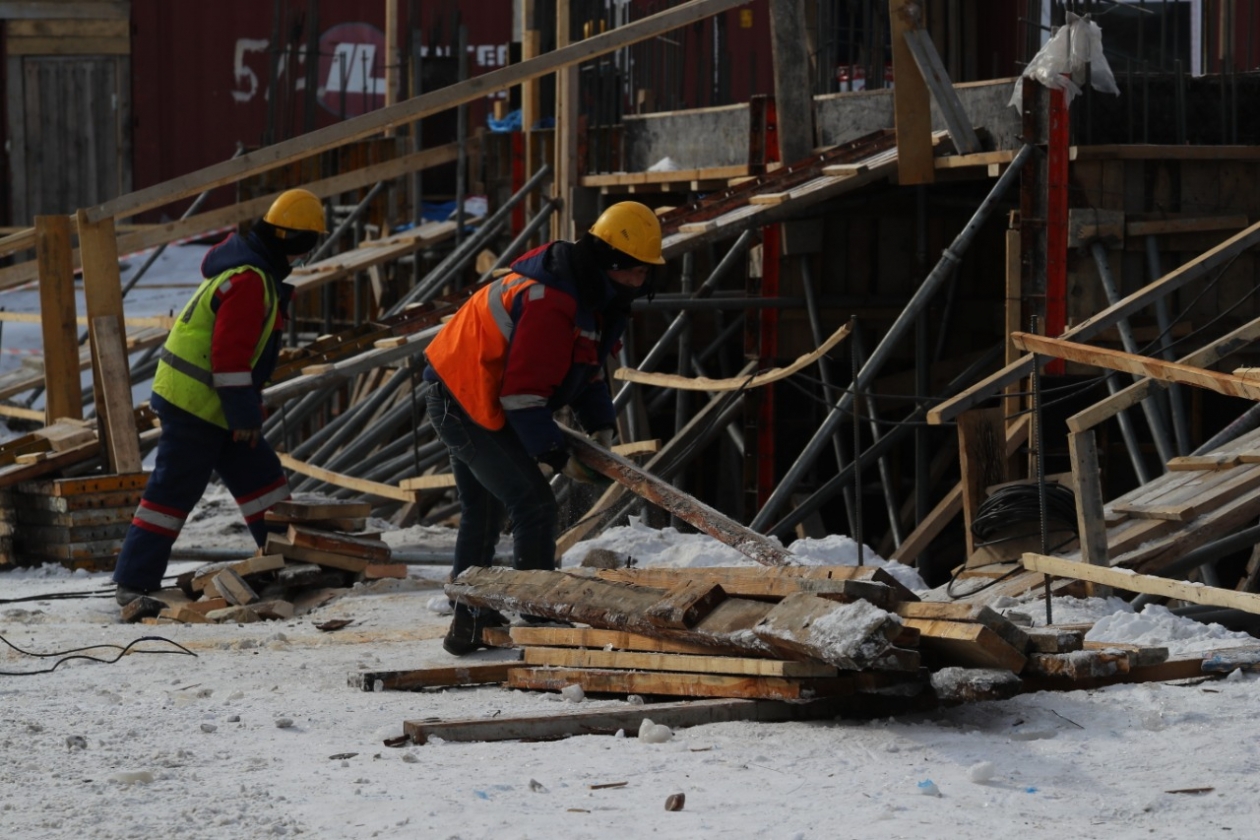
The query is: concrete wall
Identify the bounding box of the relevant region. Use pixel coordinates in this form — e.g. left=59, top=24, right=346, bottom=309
left=615, top=78, right=1020, bottom=172
left=622, top=103, right=750, bottom=171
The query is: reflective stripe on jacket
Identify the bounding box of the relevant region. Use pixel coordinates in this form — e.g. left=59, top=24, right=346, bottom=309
left=425, top=273, right=542, bottom=431
left=153, top=265, right=278, bottom=428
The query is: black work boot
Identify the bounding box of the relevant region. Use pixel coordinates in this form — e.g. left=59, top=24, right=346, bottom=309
left=442, top=605, right=508, bottom=656
left=115, top=585, right=149, bottom=607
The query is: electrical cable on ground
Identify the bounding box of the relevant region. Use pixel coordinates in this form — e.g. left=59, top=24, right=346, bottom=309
left=0, top=633, right=197, bottom=676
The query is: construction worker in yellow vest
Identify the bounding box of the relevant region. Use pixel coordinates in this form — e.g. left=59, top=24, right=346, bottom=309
left=113, top=189, right=326, bottom=608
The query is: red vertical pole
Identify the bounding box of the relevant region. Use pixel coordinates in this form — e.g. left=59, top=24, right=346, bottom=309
left=1045, top=86, right=1070, bottom=375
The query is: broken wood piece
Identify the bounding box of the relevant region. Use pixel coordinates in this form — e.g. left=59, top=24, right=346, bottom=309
left=1023, top=553, right=1260, bottom=615
left=900, top=618, right=1027, bottom=672
left=402, top=697, right=846, bottom=744
left=210, top=568, right=259, bottom=606
left=287, top=524, right=392, bottom=563
left=349, top=661, right=520, bottom=692
left=204, top=605, right=262, bottom=623
left=643, top=581, right=727, bottom=629
left=613, top=321, right=851, bottom=392
left=1200, top=647, right=1260, bottom=673
left=751, top=593, right=901, bottom=671
left=519, top=646, right=837, bottom=678
left=363, top=563, right=408, bottom=580
left=158, top=606, right=211, bottom=624
left=264, top=535, right=369, bottom=573
left=250, top=599, right=294, bottom=620
left=593, top=564, right=916, bottom=604
left=120, top=595, right=166, bottom=623
left=1082, top=640, right=1169, bottom=668
left=187, top=553, right=285, bottom=593
left=894, top=601, right=1029, bottom=652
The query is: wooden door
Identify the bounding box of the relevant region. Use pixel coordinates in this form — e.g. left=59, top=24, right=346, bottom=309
left=3, top=7, right=132, bottom=224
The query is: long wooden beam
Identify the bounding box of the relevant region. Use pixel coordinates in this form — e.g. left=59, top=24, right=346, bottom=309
left=1011, top=331, right=1260, bottom=402
left=277, top=453, right=417, bottom=503
left=0, top=142, right=461, bottom=293
left=1023, top=552, right=1260, bottom=614
left=564, top=427, right=796, bottom=566
left=929, top=220, right=1260, bottom=424
left=1067, top=314, right=1260, bottom=433
left=83, top=0, right=748, bottom=224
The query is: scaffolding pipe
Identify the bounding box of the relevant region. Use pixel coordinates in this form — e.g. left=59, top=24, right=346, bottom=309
left=851, top=322, right=904, bottom=548
left=292, top=367, right=411, bottom=461
left=476, top=196, right=562, bottom=284
left=389, top=163, right=553, bottom=314
left=613, top=229, right=756, bottom=411
left=306, top=181, right=387, bottom=266
left=766, top=343, right=1005, bottom=538
left=1090, top=241, right=1175, bottom=465
left=800, top=258, right=858, bottom=535
left=1146, top=235, right=1191, bottom=455
left=751, top=143, right=1035, bottom=532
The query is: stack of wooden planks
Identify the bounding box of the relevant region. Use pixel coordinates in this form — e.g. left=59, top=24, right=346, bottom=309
left=11, top=472, right=147, bottom=570
left=355, top=565, right=1193, bottom=712
left=124, top=499, right=405, bottom=624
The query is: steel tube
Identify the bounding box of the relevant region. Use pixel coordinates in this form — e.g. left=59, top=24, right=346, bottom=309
left=1145, top=235, right=1191, bottom=455
left=751, top=143, right=1035, bottom=532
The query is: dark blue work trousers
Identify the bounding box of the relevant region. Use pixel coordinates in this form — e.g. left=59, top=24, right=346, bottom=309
left=112, top=398, right=289, bottom=591
left=425, top=382, right=558, bottom=581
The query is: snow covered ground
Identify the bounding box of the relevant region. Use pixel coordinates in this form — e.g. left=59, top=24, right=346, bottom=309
left=3, top=243, right=1260, bottom=839
left=3, top=490, right=1260, bottom=840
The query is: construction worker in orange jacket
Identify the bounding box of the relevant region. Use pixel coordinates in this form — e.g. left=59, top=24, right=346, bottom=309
left=112, top=189, right=326, bottom=608
left=424, top=201, right=665, bottom=654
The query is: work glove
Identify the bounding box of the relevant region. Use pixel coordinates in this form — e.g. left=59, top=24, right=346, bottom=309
left=562, top=455, right=608, bottom=486
left=592, top=428, right=616, bottom=450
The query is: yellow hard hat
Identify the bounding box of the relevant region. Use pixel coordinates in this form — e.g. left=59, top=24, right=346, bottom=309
left=589, top=201, right=665, bottom=266
left=263, top=188, right=327, bottom=234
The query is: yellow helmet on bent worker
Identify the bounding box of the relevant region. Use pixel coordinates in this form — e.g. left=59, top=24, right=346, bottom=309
left=258, top=188, right=327, bottom=255
left=589, top=201, right=665, bottom=266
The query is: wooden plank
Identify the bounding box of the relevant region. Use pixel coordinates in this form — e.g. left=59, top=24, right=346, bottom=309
left=402, top=697, right=846, bottom=744
left=614, top=321, right=851, bottom=391
left=1023, top=650, right=1131, bottom=680
left=505, top=625, right=747, bottom=656
left=264, top=535, right=369, bottom=573
left=277, top=453, right=417, bottom=503
left=35, top=215, right=83, bottom=423
left=210, top=568, right=259, bottom=606
left=350, top=662, right=519, bottom=692
left=287, top=524, right=392, bottom=562
left=17, top=472, right=148, bottom=496
left=592, top=564, right=913, bottom=603
left=269, top=500, right=371, bottom=521
left=1011, top=332, right=1260, bottom=402
left=751, top=593, right=902, bottom=670
left=14, top=504, right=132, bottom=527
left=894, top=601, right=1029, bottom=652
left=521, top=646, right=838, bottom=678
left=1068, top=315, right=1260, bottom=433
left=507, top=666, right=850, bottom=701
left=901, top=29, right=981, bottom=153
left=1024, top=552, right=1260, bottom=615
left=900, top=618, right=1027, bottom=672
left=87, top=316, right=142, bottom=474
left=83, top=0, right=751, bottom=225
left=1069, top=430, right=1109, bottom=573
left=957, top=407, right=1007, bottom=558
left=1166, top=454, right=1239, bottom=471
left=643, top=580, right=727, bottom=630
left=563, top=427, right=795, bottom=566
left=888, top=0, right=934, bottom=184
left=931, top=220, right=1260, bottom=425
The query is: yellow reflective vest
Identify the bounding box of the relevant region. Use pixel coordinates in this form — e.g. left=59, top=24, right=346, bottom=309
left=152, top=265, right=278, bottom=428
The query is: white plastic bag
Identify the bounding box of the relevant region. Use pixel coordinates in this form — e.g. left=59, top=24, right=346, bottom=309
left=1009, top=12, right=1120, bottom=109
